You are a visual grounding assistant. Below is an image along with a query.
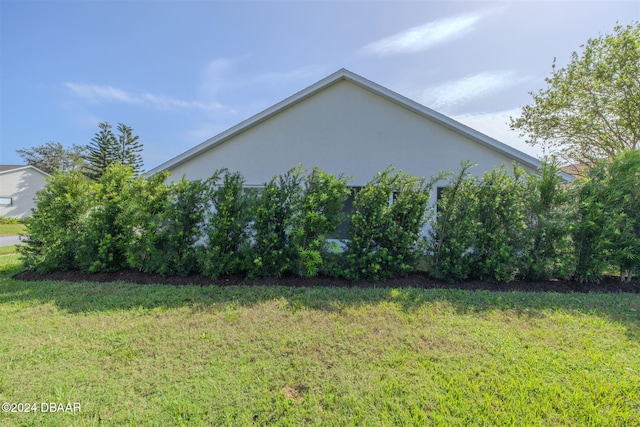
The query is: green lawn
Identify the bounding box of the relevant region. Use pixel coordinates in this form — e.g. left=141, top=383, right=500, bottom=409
left=0, top=246, right=18, bottom=256
left=0, top=223, right=25, bottom=236
left=0, top=255, right=638, bottom=426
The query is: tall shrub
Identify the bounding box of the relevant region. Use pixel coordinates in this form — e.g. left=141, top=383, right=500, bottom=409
left=345, top=166, right=439, bottom=281
left=470, top=165, right=529, bottom=281
left=519, top=160, right=574, bottom=280
left=128, top=177, right=206, bottom=276
left=19, top=171, right=94, bottom=271
left=427, top=161, right=478, bottom=282
left=605, top=150, right=640, bottom=282
left=76, top=164, right=141, bottom=272
left=290, top=167, right=350, bottom=277
left=572, top=150, right=640, bottom=283
left=201, top=170, right=252, bottom=278
left=428, top=162, right=533, bottom=282
left=249, top=167, right=303, bottom=278
left=571, top=162, right=612, bottom=283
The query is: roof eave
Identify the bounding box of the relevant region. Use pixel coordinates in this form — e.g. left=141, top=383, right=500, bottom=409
left=0, top=165, right=51, bottom=177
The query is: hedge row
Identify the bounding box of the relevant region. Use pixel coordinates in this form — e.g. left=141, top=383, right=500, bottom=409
left=20, top=164, right=434, bottom=281
left=19, top=151, right=640, bottom=283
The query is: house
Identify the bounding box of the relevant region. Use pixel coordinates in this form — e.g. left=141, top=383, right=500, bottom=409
left=149, top=68, right=573, bottom=191
left=0, top=165, right=50, bottom=219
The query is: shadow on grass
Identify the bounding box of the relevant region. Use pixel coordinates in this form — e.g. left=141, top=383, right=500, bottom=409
left=2, top=268, right=639, bottom=342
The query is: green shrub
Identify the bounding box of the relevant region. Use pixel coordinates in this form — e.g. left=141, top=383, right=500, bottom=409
left=19, top=171, right=93, bottom=271
left=572, top=150, right=640, bottom=283
left=76, top=164, right=142, bottom=273
left=429, top=162, right=535, bottom=282
left=290, top=167, right=350, bottom=277
left=247, top=165, right=350, bottom=278
left=519, top=160, right=574, bottom=280
left=571, top=162, right=612, bottom=283
left=470, top=164, right=529, bottom=281
left=249, top=167, right=304, bottom=278
left=201, top=170, right=252, bottom=278
left=126, top=176, right=208, bottom=277
left=604, top=150, right=640, bottom=282
left=427, top=161, right=478, bottom=282
left=345, top=166, right=440, bottom=281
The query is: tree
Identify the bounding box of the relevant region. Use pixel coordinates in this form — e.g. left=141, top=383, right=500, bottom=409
left=16, top=141, right=87, bottom=174
left=510, top=23, right=640, bottom=167
left=84, top=122, right=144, bottom=180
left=85, top=122, right=118, bottom=180
left=115, top=123, right=143, bottom=175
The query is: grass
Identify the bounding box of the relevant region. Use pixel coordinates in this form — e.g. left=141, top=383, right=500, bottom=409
left=0, top=223, right=25, bottom=236
left=0, top=246, right=18, bottom=256
left=0, top=255, right=639, bottom=426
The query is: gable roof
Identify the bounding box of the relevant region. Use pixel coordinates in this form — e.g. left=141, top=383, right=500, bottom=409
left=0, top=165, right=26, bottom=172
left=0, top=165, right=51, bottom=177
left=149, top=68, right=574, bottom=181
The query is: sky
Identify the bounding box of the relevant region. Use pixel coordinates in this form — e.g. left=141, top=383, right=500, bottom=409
left=1, top=0, right=638, bottom=171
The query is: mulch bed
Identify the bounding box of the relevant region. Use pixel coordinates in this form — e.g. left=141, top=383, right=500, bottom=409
left=13, top=269, right=640, bottom=293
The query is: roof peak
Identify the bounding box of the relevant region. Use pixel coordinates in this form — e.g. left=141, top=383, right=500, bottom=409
left=148, top=68, right=572, bottom=181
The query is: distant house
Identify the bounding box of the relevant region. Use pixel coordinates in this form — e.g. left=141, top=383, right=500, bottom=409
left=0, top=165, right=50, bottom=219
left=562, top=162, right=590, bottom=178
left=149, top=68, right=573, bottom=191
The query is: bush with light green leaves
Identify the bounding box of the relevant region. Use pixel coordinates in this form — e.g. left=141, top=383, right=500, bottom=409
left=345, top=166, right=440, bottom=281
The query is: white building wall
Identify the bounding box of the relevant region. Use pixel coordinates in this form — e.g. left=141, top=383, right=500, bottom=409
left=167, top=80, right=536, bottom=186
left=0, top=168, right=49, bottom=219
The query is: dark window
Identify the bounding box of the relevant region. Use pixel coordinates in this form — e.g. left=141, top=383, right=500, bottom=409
left=331, top=186, right=361, bottom=239
left=435, top=187, right=449, bottom=213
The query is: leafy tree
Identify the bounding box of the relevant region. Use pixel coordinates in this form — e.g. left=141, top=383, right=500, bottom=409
left=510, top=23, right=640, bottom=167
left=85, top=122, right=144, bottom=180
left=16, top=141, right=87, bottom=174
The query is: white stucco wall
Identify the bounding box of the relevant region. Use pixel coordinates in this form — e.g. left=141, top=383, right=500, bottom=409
left=166, top=80, right=536, bottom=187
left=0, top=168, right=49, bottom=219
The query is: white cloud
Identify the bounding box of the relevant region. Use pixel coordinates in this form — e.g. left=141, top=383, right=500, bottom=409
left=65, top=83, right=139, bottom=104
left=64, top=82, right=232, bottom=112
left=200, top=57, right=242, bottom=98
left=419, top=71, right=531, bottom=112
left=360, top=10, right=493, bottom=57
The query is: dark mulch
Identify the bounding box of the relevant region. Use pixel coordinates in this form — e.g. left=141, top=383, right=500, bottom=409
left=12, top=269, right=640, bottom=293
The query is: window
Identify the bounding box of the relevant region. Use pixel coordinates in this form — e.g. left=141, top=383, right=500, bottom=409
left=435, top=187, right=448, bottom=213
left=332, top=186, right=362, bottom=239
left=0, top=197, right=12, bottom=206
